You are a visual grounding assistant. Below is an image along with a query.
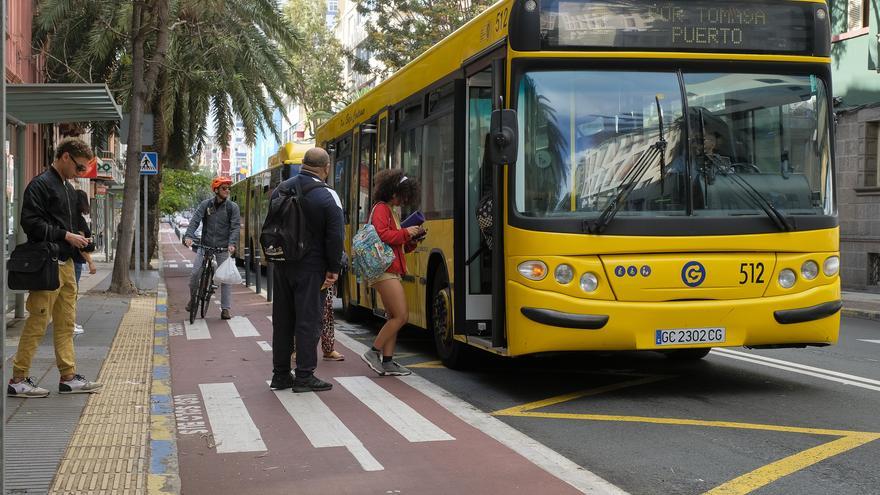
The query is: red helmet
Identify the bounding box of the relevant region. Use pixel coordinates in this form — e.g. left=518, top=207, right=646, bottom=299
left=212, top=176, right=233, bottom=191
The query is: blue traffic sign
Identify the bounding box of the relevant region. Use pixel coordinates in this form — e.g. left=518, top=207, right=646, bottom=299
left=139, top=152, right=159, bottom=175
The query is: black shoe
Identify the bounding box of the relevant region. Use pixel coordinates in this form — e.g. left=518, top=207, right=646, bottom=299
left=185, top=299, right=194, bottom=312
left=292, top=375, right=333, bottom=393
left=221, top=309, right=231, bottom=320
left=269, top=372, right=295, bottom=390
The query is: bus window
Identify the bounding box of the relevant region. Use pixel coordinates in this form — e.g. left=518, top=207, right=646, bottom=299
left=515, top=70, right=685, bottom=218
left=422, top=113, right=454, bottom=219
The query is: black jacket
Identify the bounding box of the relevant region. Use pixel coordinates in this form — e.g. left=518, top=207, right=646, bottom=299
left=272, top=171, right=344, bottom=273
left=20, top=166, right=79, bottom=261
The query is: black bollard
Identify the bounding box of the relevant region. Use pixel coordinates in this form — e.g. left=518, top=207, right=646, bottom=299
left=255, top=252, right=261, bottom=296
left=267, top=263, right=274, bottom=302
left=244, top=246, right=251, bottom=287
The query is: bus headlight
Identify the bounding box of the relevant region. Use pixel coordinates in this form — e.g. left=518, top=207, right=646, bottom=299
left=823, top=256, right=839, bottom=277
left=580, top=272, right=599, bottom=293
left=554, top=264, right=574, bottom=285
left=801, top=260, right=819, bottom=280
left=778, top=269, right=797, bottom=289
left=518, top=261, right=548, bottom=281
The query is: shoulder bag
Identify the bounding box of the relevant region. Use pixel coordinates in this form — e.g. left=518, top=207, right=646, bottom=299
left=8, top=226, right=61, bottom=291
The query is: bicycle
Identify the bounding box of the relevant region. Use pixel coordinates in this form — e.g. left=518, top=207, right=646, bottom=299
left=189, top=244, right=227, bottom=324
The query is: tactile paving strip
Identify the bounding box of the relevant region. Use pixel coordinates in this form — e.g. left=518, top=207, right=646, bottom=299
left=49, top=297, right=155, bottom=495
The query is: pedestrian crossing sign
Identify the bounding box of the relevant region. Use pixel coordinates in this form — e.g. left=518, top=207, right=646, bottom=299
left=140, top=152, right=159, bottom=175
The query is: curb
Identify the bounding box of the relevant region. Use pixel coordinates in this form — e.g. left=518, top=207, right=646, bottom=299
left=842, top=307, right=880, bottom=322
left=148, top=252, right=181, bottom=494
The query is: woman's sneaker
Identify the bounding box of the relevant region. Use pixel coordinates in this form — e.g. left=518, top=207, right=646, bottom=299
left=7, top=377, right=50, bottom=398
left=361, top=349, right=385, bottom=375
left=381, top=361, right=412, bottom=376
left=59, top=374, right=103, bottom=394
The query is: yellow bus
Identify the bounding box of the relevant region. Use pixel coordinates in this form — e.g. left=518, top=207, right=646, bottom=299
left=230, top=141, right=312, bottom=265
left=316, top=0, right=839, bottom=367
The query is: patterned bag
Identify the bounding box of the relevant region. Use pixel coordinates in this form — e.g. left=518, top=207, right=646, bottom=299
left=351, top=205, right=395, bottom=282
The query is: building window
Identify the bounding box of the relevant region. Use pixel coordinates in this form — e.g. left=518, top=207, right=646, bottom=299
left=867, top=122, right=879, bottom=187
left=869, top=253, right=880, bottom=286
left=846, top=0, right=868, bottom=31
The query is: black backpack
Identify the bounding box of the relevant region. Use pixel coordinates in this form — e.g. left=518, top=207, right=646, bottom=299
left=260, top=179, right=329, bottom=262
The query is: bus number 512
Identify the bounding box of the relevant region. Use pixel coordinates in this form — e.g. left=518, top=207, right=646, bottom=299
left=739, top=262, right=765, bottom=284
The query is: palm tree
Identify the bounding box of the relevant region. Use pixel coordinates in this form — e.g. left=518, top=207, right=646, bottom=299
left=34, top=0, right=301, bottom=293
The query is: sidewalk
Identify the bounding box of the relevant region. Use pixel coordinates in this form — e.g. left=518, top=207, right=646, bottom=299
left=3, top=262, right=163, bottom=495
left=841, top=290, right=880, bottom=322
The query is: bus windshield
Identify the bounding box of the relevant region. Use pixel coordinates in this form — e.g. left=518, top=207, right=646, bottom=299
left=514, top=70, right=833, bottom=225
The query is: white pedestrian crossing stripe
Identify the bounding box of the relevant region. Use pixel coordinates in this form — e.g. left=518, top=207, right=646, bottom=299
left=858, top=339, right=880, bottom=344
left=200, top=383, right=266, bottom=453
left=256, top=341, right=272, bottom=351
left=336, top=376, right=454, bottom=442
left=185, top=263, right=194, bottom=268
left=271, top=388, right=383, bottom=471
left=227, top=316, right=260, bottom=338
left=184, top=319, right=210, bottom=340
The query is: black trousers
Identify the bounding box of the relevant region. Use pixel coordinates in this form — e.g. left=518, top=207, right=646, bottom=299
left=271, top=265, right=324, bottom=378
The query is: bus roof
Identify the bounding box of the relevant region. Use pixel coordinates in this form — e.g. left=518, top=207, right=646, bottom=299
left=268, top=141, right=314, bottom=168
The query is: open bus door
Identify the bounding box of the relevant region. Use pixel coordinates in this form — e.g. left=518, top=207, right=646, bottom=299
left=448, top=55, right=508, bottom=363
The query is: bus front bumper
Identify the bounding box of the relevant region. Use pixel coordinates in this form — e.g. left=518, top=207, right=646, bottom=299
left=506, top=281, right=841, bottom=356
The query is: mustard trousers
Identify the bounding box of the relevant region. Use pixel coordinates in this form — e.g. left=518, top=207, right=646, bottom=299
left=13, top=259, right=78, bottom=378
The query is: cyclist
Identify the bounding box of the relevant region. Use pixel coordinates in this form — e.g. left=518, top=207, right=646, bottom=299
left=183, top=176, right=241, bottom=320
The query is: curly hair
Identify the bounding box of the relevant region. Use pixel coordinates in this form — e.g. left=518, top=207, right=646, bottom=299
left=54, top=137, right=94, bottom=160
left=373, top=168, right=421, bottom=206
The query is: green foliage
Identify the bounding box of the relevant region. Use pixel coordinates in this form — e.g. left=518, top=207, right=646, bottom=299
left=34, top=0, right=302, bottom=164
left=282, top=0, right=346, bottom=134
left=354, top=0, right=494, bottom=74
left=159, top=169, right=212, bottom=215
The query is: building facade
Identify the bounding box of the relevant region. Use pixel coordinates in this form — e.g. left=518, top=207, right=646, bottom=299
left=830, top=0, right=880, bottom=291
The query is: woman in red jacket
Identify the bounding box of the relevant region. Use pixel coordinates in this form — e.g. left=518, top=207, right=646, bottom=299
left=361, top=169, right=425, bottom=376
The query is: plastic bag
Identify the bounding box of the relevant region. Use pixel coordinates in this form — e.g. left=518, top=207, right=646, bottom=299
left=214, top=257, right=242, bottom=285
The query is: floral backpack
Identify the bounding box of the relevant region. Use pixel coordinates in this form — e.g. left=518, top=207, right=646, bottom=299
left=351, top=204, right=395, bottom=281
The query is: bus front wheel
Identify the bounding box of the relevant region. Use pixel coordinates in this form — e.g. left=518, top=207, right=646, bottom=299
left=431, top=271, right=469, bottom=369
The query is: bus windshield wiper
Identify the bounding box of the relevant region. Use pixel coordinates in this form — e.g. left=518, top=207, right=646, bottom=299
left=587, top=96, right=667, bottom=234
left=718, top=171, right=794, bottom=232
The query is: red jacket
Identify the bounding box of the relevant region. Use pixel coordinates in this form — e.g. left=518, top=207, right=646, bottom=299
left=370, top=202, right=417, bottom=275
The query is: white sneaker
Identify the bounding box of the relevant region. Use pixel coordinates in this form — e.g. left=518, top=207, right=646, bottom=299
left=7, top=377, right=50, bottom=398
left=73, top=324, right=84, bottom=335
left=59, top=374, right=103, bottom=394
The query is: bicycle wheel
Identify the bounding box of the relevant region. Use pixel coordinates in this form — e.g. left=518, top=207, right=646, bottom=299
left=200, top=262, right=214, bottom=319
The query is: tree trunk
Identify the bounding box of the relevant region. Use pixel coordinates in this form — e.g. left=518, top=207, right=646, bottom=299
left=109, top=0, right=172, bottom=294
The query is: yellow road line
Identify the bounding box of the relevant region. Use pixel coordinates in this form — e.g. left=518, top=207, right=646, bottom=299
left=492, top=376, right=672, bottom=416
left=705, top=433, right=880, bottom=495
left=492, top=381, right=880, bottom=495
left=408, top=360, right=446, bottom=368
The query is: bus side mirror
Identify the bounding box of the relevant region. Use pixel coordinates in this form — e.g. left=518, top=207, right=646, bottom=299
left=488, top=109, right=518, bottom=167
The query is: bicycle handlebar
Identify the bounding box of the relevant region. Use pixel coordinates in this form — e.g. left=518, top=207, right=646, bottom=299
left=191, top=243, right=228, bottom=253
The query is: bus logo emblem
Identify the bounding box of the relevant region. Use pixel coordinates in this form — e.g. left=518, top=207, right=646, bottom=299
left=681, top=261, right=706, bottom=287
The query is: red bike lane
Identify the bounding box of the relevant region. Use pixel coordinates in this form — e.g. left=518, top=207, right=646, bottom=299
left=160, top=226, right=605, bottom=494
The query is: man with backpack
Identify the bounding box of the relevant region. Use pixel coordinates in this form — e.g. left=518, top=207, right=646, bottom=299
left=266, top=147, right=344, bottom=393
left=183, top=176, right=241, bottom=320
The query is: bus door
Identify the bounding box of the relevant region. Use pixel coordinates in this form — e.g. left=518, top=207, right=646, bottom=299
left=355, top=118, right=379, bottom=310
left=460, top=64, right=496, bottom=333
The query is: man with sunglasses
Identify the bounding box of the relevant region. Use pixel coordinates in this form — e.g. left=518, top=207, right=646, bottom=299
left=183, top=176, right=240, bottom=319
left=8, top=137, right=102, bottom=397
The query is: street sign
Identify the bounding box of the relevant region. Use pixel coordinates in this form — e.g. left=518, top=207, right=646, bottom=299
left=96, top=159, right=114, bottom=180
left=96, top=185, right=107, bottom=195
left=139, top=152, right=159, bottom=175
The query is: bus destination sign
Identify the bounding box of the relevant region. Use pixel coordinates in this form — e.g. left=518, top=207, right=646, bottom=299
left=540, top=0, right=817, bottom=54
